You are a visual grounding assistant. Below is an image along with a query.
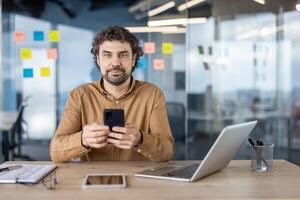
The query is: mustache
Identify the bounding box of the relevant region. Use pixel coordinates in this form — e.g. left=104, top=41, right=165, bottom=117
left=106, top=66, right=125, bottom=73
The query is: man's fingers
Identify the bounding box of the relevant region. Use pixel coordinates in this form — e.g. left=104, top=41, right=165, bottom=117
left=90, top=130, right=109, bottom=138
left=112, top=126, right=127, bottom=134
left=108, top=132, right=128, bottom=140
left=89, top=125, right=109, bottom=132
left=107, top=138, right=132, bottom=146
left=89, top=142, right=107, bottom=149
left=113, top=144, right=131, bottom=149
left=87, top=136, right=107, bottom=144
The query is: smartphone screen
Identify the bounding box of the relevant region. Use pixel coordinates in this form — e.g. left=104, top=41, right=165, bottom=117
left=82, top=174, right=126, bottom=188
left=104, top=109, right=125, bottom=131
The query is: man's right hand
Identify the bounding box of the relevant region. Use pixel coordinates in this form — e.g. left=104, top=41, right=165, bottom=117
left=81, top=123, right=109, bottom=149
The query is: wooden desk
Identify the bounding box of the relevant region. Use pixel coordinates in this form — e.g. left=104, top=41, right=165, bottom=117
left=1, top=160, right=300, bottom=199
left=0, top=111, right=18, bottom=161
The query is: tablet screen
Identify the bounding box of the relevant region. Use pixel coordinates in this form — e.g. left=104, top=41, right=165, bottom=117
left=85, top=175, right=124, bottom=185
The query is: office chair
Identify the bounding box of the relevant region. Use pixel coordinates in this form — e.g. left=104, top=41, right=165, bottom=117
left=166, top=102, right=186, bottom=160
left=9, top=104, right=33, bottom=161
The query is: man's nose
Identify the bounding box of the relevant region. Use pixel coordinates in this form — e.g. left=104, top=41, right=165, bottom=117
left=111, top=55, right=121, bottom=66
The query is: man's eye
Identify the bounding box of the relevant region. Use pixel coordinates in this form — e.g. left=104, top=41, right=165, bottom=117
left=120, top=53, right=129, bottom=58
left=103, top=53, right=111, bottom=57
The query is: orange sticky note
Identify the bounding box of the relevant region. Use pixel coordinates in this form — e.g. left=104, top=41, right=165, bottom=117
left=40, top=67, right=51, bottom=77
left=162, top=42, right=173, bottom=54
left=49, top=30, right=60, bottom=42
left=20, top=48, right=32, bottom=59
left=153, top=59, right=165, bottom=70
left=13, top=31, right=25, bottom=42
left=144, top=42, right=155, bottom=54
left=47, top=48, right=58, bottom=59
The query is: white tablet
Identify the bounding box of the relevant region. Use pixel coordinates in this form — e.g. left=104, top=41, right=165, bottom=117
left=82, top=174, right=126, bottom=189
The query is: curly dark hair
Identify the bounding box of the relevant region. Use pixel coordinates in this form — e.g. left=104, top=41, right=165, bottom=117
left=91, top=26, right=143, bottom=71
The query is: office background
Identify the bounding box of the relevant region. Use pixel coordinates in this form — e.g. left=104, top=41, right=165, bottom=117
left=0, top=0, right=300, bottom=165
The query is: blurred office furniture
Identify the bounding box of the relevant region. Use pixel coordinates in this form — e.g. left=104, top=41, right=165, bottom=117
left=291, top=103, right=300, bottom=150
left=166, top=102, right=186, bottom=159
left=0, top=111, right=18, bottom=161
left=1, top=160, right=300, bottom=199
left=9, top=104, right=33, bottom=161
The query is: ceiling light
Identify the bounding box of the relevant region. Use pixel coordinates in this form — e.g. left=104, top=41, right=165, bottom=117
left=128, top=0, right=156, bottom=13
left=148, top=17, right=207, bottom=26
left=162, top=28, right=186, bottom=34
left=148, top=1, right=176, bottom=17
left=252, top=0, right=265, bottom=5
left=177, top=0, right=206, bottom=12
left=125, top=26, right=184, bottom=33
left=296, top=1, right=300, bottom=11
left=236, top=25, right=284, bottom=40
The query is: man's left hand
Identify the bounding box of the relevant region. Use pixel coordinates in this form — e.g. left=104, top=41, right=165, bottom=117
left=107, top=123, right=142, bottom=149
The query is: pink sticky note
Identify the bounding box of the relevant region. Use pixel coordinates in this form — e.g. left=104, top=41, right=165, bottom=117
left=47, top=48, right=58, bottom=59
left=13, top=31, right=25, bottom=42
left=153, top=59, right=165, bottom=70
left=144, top=42, right=155, bottom=54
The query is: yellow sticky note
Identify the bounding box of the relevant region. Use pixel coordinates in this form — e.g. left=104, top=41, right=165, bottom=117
left=40, top=67, right=51, bottom=77
left=49, top=31, right=60, bottom=42
left=162, top=43, right=173, bottom=54
left=20, top=48, right=32, bottom=59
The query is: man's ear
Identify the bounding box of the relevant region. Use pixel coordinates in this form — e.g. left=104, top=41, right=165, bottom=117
left=132, top=54, right=137, bottom=67
left=96, top=56, right=100, bottom=66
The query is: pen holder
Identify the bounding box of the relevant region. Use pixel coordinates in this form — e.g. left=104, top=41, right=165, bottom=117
left=251, top=144, right=274, bottom=172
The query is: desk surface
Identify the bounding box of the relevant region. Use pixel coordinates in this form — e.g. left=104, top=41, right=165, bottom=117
left=0, top=111, right=18, bottom=131
left=1, top=160, right=300, bottom=200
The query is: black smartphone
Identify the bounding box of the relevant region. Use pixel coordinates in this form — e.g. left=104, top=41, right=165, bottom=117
left=103, top=109, right=125, bottom=132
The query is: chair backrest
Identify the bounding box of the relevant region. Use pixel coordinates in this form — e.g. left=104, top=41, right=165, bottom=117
left=166, top=102, right=186, bottom=141
left=10, top=105, right=26, bottom=146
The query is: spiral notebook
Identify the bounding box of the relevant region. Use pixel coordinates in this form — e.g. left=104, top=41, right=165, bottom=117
left=0, top=164, right=57, bottom=184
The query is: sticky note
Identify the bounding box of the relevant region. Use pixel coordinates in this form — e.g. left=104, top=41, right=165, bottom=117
left=208, top=46, right=213, bottom=55
left=49, top=30, right=60, bottom=42
left=198, top=45, right=204, bottom=54
left=153, top=59, right=165, bottom=70
left=144, top=42, right=155, bottom=54
left=47, top=48, right=58, bottom=59
left=253, top=58, right=257, bottom=66
left=40, top=67, right=51, bottom=77
left=20, top=48, right=32, bottom=59
left=13, top=31, right=25, bottom=42
left=162, top=43, right=173, bottom=54
left=23, top=68, right=33, bottom=78
left=33, top=31, right=44, bottom=41
left=203, top=61, right=210, bottom=70
left=224, top=48, right=229, bottom=57
left=138, top=57, right=147, bottom=70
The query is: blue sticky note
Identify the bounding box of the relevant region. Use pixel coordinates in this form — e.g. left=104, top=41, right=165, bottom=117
left=23, top=68, right=34, bottom=78
left=138, top=57, right=147, bottom=70
left=33, top=31, right=44, bottom=41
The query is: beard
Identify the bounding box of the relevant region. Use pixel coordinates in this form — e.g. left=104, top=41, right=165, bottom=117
left=103, top=66, right=131, bottom=86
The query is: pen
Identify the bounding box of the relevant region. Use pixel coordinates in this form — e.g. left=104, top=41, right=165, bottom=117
left=0, top=165, right=22, bottom=172
left=248, top=138, right=269, bottom=170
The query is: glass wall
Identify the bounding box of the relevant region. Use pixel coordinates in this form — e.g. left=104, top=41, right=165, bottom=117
left=185, top=9, right=300, bottom=162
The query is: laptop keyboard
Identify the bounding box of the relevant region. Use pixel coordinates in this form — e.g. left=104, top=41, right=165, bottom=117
left=162, top=163, right=200, bottom=179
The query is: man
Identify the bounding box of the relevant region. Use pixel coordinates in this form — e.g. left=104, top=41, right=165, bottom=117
left=50, top=26, right=174, bottom=162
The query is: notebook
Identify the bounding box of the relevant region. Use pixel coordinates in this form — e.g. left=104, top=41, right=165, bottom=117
left=0, top=164, right=57, bottom=184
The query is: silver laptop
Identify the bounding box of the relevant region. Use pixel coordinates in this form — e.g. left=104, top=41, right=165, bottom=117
left=135, top=121, right=257, bottom=182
